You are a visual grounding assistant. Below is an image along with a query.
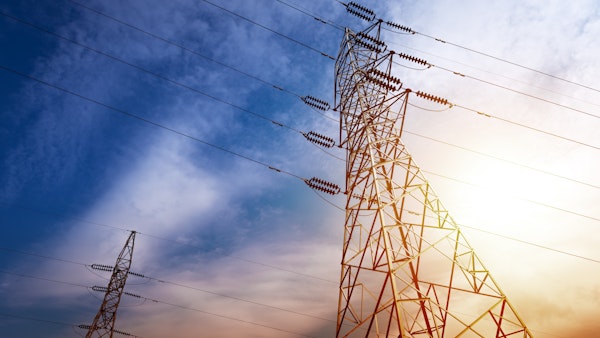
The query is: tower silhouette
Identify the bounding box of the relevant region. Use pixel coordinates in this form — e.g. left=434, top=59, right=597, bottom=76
left=85, top=231, right=136, bottom=338
left=334, top=22, right=532, bottom=337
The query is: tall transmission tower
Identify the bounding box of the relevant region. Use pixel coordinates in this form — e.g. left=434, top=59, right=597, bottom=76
left=85, top=231, right=137, bottom=338
left=334, top=21, right=532, bottom=337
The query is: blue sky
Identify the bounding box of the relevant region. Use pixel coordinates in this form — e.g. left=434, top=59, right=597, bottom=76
left=1, top=0, right=599, bottom=337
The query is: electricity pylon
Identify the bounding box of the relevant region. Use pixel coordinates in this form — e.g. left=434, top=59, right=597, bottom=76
left=85, top=231, right=136, bottom=338
left=334, top=22, right=532, bottom=337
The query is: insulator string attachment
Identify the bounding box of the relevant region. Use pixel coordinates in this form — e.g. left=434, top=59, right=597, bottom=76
left=302, top=95, right=331, bottom=111
left=397, top=52, right=429, bottom=67
left=346, top=2, right=376, bottom=21
left=385, top=21, right=415, bottom=34
left=304, top=131, right=336, bottom=148
left=415, top=90, right=450, bottom=106
left=305, top=177, right=341, bottom=195
left=91, top=264, right=113, bottom=272
left=364, top=68, right=402, bottom=91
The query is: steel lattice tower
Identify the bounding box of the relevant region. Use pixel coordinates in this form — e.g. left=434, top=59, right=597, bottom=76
left=85, top=231, right=136, bottom=338
left=334, top=22, right=532, bottom=337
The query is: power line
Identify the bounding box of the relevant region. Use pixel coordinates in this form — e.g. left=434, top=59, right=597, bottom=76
left=2, top=196, right=600, bottom=327
left=139, top=295, right=318, bottom=338
left=0, top=246, right=88, bottom=267
left=391, top=52, right=600, bottom=120
left=422, top=170, right=600, bottom=222
left=417, top=30, right=600, bottom=94
left=274, top=0, right=345, bottom=31
left=63, top=1, right=293, bottom=100
left=64, top=0, right=334, bottom=123
left=1, top=269, right=319, bottom=338
left=0, top=270, right=89, bottom=288
left=313, top=195, right=600, bottom=265
left=409, top=90, right=600, bottom=151
left=0, top=204, right=337, bottom=284
left=0, top=312, right=75, bottom=329
left=0, top=247, right=338, bottom=323
left=0, top=245, right=339, bottom=326
left=456, top=225, right=600, bottom=265
left=403, top=130, right=599, bottom=190
left=0, top=64, right=306, bottom=182
left=386, top=39, right=600, bottom=110
left=0, top=11, right=309, bottom=134
left=10, top=7, right=594, bottom=208
left=276, top=0, right=600, bottom=116
left=1, top=1, right=595, bottom=286
left=198, top=0, right=335, bottom=60
left=139, top=275, right=337, bottom=324
left=262, top=3, right=600, bottom=148
left=61, top=0, right=600, bottom=145
left=0, top=10, right=347, bottom=159
left=337, top=1, right=600, bottom=94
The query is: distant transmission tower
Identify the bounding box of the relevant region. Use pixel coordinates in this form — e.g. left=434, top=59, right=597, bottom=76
left=334, top=19, right=532, bottom=337
left=84, top=231, right=136, bottom=338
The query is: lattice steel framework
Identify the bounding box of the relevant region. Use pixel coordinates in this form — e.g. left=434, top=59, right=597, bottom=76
left=86, top=231, right=136, bottom=338
left=335, top=23, right=532, bottom=337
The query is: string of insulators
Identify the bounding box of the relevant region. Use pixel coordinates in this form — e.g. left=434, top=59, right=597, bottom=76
left=357, top=32, right=386, bottom=48
left=302, top=95, right=330, bottom=111
left=92, top=286, right=142, bottom=298
left=91, top=263, right=113, bottom=272
left=304, top=131, right=336, bottom=148
left=354, top=38, right=382, bottom=53
left=91, top=285, right=109, bottom=293
left=369, top=68, right=402, bottom=85
left=415, top=91, right=450, bottom=105
left=346, top=2, right=376, bottom=21
left=385, top=21, right=415, bottom=34
left=365, top=68, right=402, bottom=91
left=397, top=52, right=429, bottom=66
left=128, top=271, right=146, bottom=278
left=305, top=177, right=341, bottom=195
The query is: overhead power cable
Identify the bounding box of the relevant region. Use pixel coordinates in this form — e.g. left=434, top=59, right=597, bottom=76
left=411, top=90, right=600, bottom=151
left=60, top=1, right=291, bottom=96
left=13, top=7, right=592, bottom=195
left=274, top=0, right=345, bottom=31
left=1, top=270, right=319, bottom=338
left=403, top=130, right=599, bottom=190
left=310, top=196, right=600, bottom=265
left=0, top=204, right=338, bottom=284
left=0, top=245, right=339, bottom=323
left=0, top=64, right=307, bottom=181
left=59, top=2, right=336, bottom=122
left=0, top=270, right=89, bottom=289
left=317, top=139, right=600, bottom=224
left=392, top=51, right=600, bottom=120
left=456, top=225, right=600, bottom=265
left=198, top=0, right=335, bottom=60
left=140, top=295, right=318, bottom=338
left=0, top=11, right=318, bottom=135
left=339, top=1, right=600, bottom=94
left=0, top=246, right=88, bottom=267
left=1, top=246, right=340, bottom=325
left=2, top=194, right=599, bottom=292
left=87, top=268, right=339, bottom=325
left=276, top=0, right=600, bottom=122
left=1, top=61, right=342, bottom=210
left=417, top=30, right=600, bottom=94
left=422, top=170, right=600, bottom=222
left=0, top=312, right=77, bottom=330
left=387, top=39, right=600, bottom=110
